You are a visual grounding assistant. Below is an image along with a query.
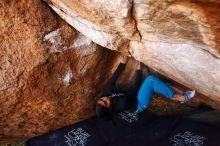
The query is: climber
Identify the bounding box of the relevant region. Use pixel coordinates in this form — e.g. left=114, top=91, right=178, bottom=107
left=95, top=55, right=196, bottom=117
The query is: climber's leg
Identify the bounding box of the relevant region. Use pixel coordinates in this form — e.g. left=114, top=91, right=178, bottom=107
left=136, top=75, right=175, bottom=112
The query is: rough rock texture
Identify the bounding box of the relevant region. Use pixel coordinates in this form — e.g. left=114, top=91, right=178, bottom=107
left=0, top=0, right=117, bottom=143
left=46, top=0, right=220, bottom=109
left=0, top=0, right=219, bottom=144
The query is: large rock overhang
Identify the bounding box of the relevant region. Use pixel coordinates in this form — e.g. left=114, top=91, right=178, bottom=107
left=45, top=0, right=220, bottom=109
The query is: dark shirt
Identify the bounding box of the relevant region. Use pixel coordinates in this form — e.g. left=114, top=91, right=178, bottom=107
left=100, top=63, right=142, bottom=112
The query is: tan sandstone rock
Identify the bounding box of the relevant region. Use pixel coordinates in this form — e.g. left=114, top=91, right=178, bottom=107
left=0, top=0, right=220, bottom=143
left=46, top=0, right=220, bottom=109
left=0, top=0, right=118, bottom=143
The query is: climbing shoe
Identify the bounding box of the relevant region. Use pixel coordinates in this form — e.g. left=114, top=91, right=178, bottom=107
left=183, top=90, right=196, bottom=102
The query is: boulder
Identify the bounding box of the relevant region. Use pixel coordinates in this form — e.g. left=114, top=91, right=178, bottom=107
left=1, top=0, right=220, bottom=143
left=0, top=0, right=116, bottom=143
left=46, top=0, right=220, bottom=109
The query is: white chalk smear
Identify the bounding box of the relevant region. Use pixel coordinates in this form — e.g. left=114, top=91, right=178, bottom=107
left=44, top=29, right=65, bottom=53
left=60, top=70, right=73, bottom=85
left=70, top=33, right=92, bottom=48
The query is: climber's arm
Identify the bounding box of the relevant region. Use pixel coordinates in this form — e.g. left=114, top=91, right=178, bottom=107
left=101, top=55, right=127, bottom=97
left=126, top=62, right=142, bottom=100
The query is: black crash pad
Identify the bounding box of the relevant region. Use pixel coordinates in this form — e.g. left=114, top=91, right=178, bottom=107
left=26, top=111, right=220, bottom=146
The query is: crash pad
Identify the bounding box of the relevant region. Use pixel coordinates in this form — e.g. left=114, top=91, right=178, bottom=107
left=26, top=111, right=220, bottom=146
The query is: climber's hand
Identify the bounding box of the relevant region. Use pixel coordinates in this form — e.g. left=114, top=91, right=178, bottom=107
left=137, top=61, right=141, bottom=70
left=120, top=54, right=128, bottom=64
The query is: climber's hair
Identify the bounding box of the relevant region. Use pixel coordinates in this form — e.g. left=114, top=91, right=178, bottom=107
left=95, top=103, right=108, bottom=117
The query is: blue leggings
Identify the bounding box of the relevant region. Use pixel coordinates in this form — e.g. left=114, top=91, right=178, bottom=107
left=137, top=75, right=175, bottom=112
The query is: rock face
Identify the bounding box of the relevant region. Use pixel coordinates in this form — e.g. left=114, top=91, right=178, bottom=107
left=46, top=0, right=220, bottom=109
left=0, top=0, right=117, bottom=143
left=0, top=0, right=220, bottom=143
